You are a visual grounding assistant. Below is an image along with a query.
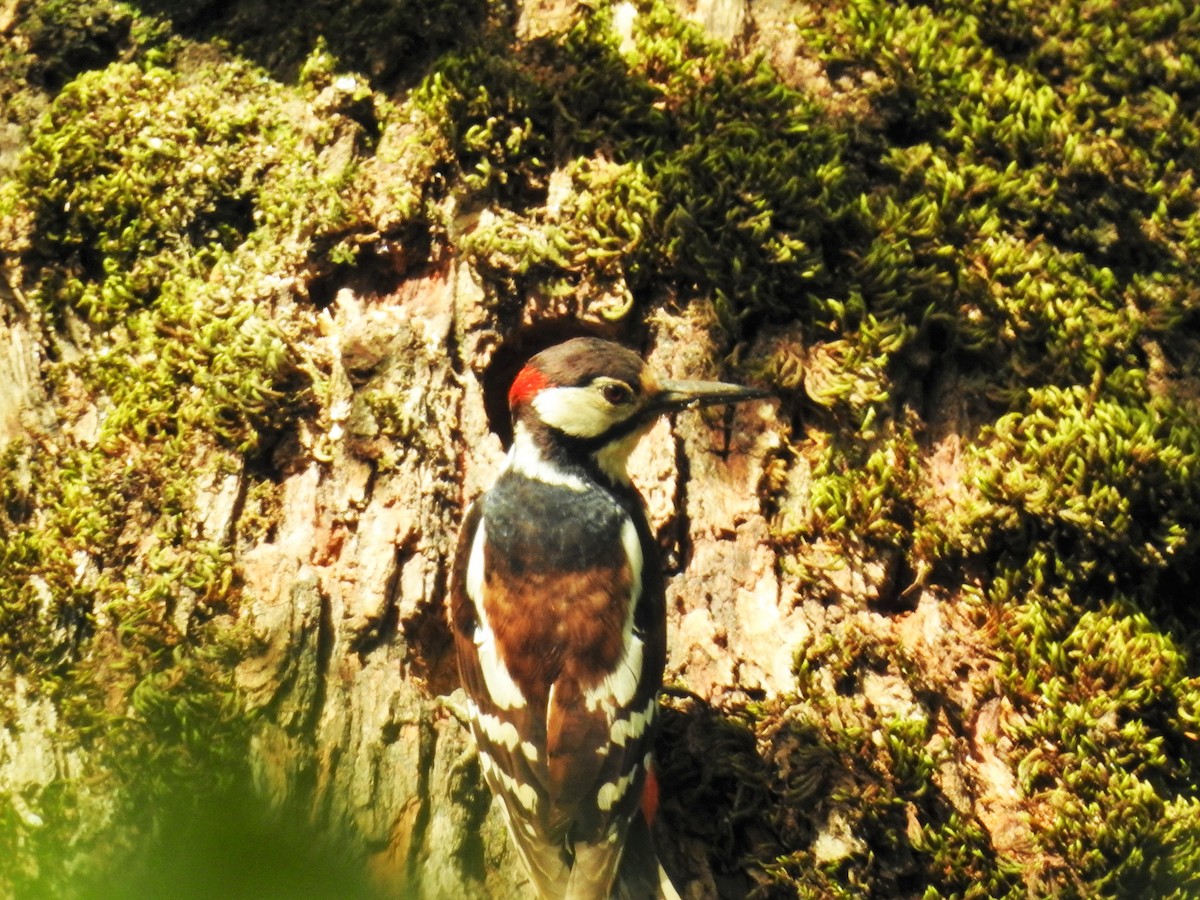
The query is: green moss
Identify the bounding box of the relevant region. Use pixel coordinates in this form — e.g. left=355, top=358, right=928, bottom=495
left=771, top=5, right=1200, bottom=889
left=402, top=1, right=857, bottom=330
left=733, top=621, right=1017, bottom=897
left=407, top=44, right=556, bottom=210
left=1000, top=602, right=1200, bottom=896
left=0, top=0, right=145, bottom=107
left=943, top=382, right=1200, bottom=600
left=4, top=0, right=1200, bottom=896
left=795, top=0, right=1200, bottom=390
left=914, top=381, right=1200, bottom=892
left=15, top=56, right=352, bottom=329
left=460, top=155, right=658, bottom=316
left=0, top=25, right=400, bottom=891
left=625, top=5, right=856, bottom=331
left=656, top=698, right=772, bottom=895
left=134, top=0, right=487, bottom=87
left=803, top=388, right=921, bottom=550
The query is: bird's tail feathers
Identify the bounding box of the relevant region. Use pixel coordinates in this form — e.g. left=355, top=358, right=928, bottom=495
left=613, top=813, right=680, bottom=900
left=494, top=799, right=569, bottom=900
left=564, top=832, right=627, bottom=900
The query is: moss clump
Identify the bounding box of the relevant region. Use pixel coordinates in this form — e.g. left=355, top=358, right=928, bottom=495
left=656, top=698, right=773, bottom=897
left=918, top=380, right=1200, bottom=894
left=617, top=3, right=857, bottom=331
left=460, top=156, right=659, bottom=318
left=1004, top=603, right=1200, bottom=895
left=0, top=28, right=398, bottom=891
left=749, top=622, right=1025, bottom=899
left=949, top=381, right=1200, bottom=597
left=1, top=0, right=135, bottom=101
left=403, top=1, right=858, bottom=330
left=134, top=0, right=487, bottom=87
left=802, top=0, right=1200, bottom=385
left=16, top=57, right=357, bottom=330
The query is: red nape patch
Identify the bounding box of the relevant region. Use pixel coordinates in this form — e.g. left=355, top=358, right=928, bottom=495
left=508, top=364, right=549, bottom=408
left=641, top=761, right=660, bottom=825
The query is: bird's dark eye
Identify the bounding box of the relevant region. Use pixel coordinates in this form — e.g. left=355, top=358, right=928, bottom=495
left=601, top=382, right=634, bottom=406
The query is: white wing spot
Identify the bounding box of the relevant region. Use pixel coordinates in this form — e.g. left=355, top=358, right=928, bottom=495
left=478, top=747, right=538, bottom=814
left=515, top=781, right=538, bottom=813
left=610, top=696, right=657, bottom=747
left=477, top=748, right=496, bottom=777
left=477, top=708, right=521, bottom=752
left=597, top=763, right=642, bottom=813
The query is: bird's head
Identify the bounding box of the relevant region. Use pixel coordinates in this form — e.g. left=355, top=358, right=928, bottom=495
left=506, top=337, right=768, bottom=484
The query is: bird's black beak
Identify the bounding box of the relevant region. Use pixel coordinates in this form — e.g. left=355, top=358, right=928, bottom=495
left=650, top=379, right=771, bottom=414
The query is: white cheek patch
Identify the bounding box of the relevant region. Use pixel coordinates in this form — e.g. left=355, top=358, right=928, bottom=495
left=468, top=523, right=527, bottom=711
left=532, top=386, right=620, bottom=438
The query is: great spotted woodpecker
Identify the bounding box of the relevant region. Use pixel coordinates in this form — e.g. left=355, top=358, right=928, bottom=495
left=450, top=337, right=766, bottom=899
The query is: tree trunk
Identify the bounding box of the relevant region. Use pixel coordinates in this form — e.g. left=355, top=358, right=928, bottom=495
left=3, top=1, right=1200, bottom=897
